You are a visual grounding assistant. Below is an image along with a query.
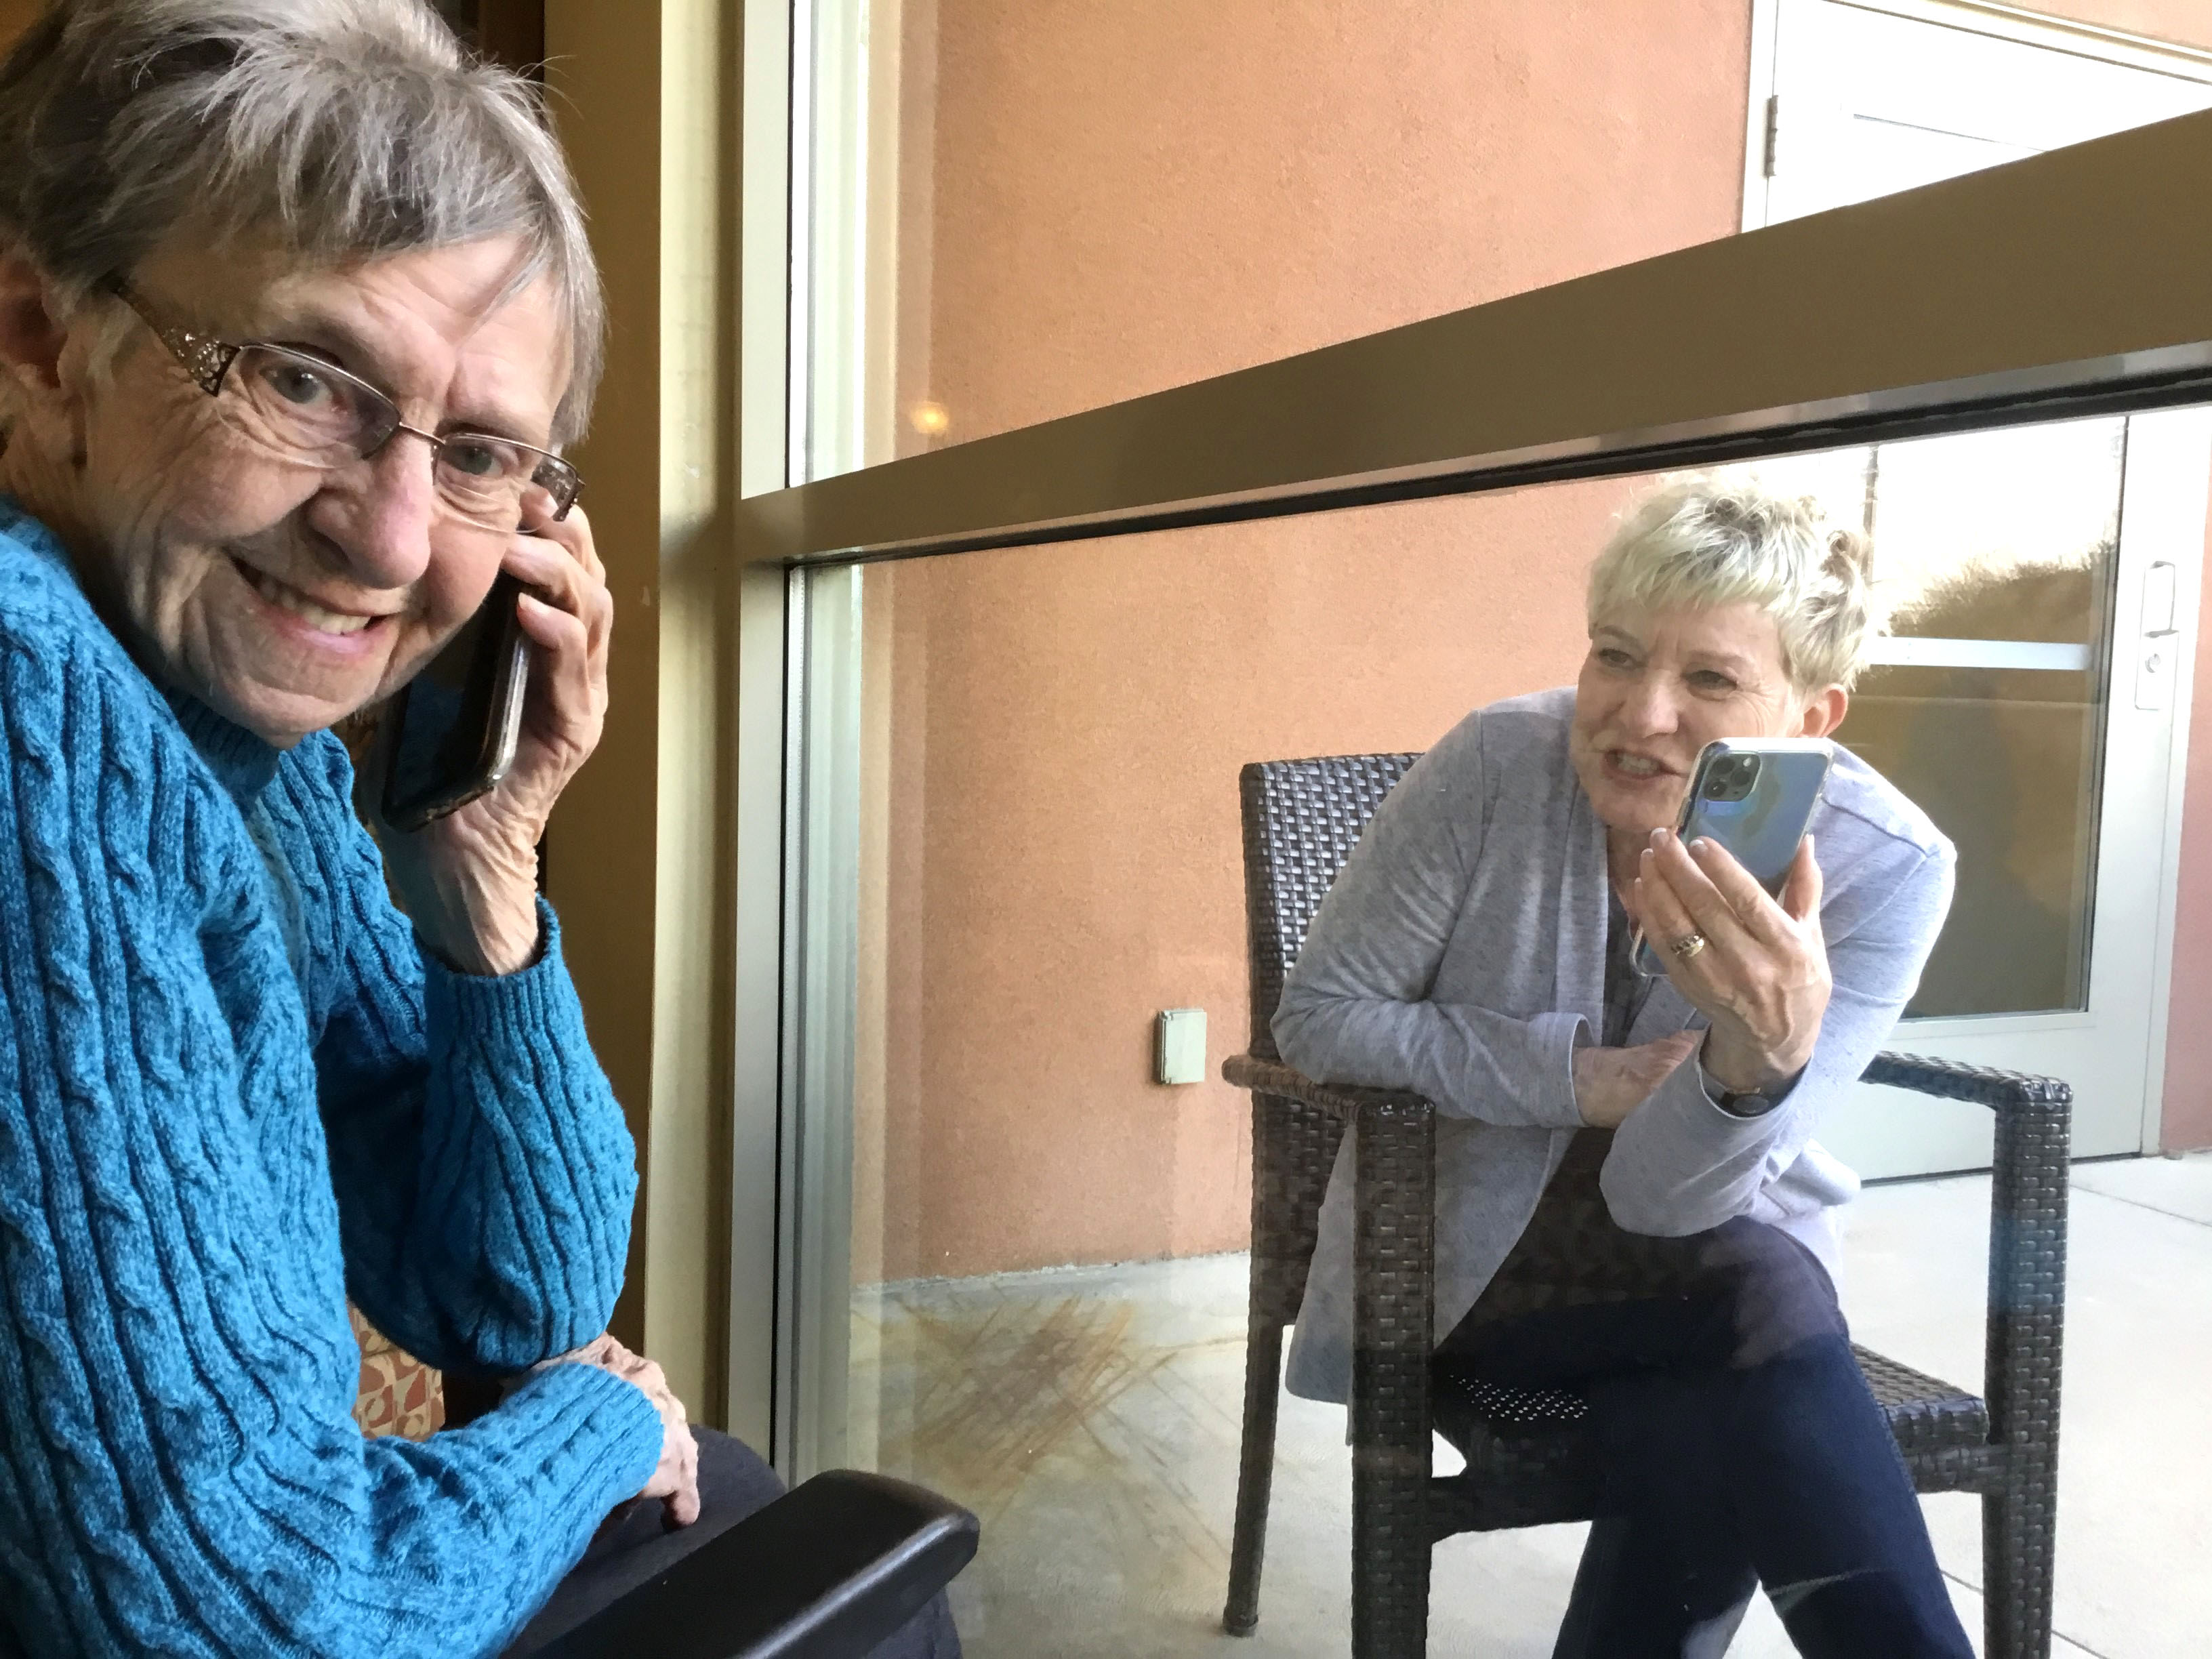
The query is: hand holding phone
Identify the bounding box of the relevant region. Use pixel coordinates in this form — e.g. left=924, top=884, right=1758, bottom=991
left=1628, top=739, right=1836, bottom=1094
left=367, top=491, right=613, bottom=977
left=378, top=570, right=532, bottom=833
left=1631, top=739, right=1831, bottom=975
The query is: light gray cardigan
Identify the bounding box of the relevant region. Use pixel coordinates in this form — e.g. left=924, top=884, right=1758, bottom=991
left=1275, top=687, right=1954, bottom=1404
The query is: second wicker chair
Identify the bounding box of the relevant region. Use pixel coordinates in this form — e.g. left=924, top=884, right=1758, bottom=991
left=1219, top=751, right=2072, bottom=1659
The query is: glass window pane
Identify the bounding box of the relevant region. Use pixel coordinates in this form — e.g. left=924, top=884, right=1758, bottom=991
left=804, top=4, right=1757, bottom=473
left=788, top=411, right=2206, bottom=1648
left=835, top=487, right=1629, bottom=1644
left=793, top=1, right=2212, bottom=479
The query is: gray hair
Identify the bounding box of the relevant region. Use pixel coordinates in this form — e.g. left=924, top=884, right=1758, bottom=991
left=1586, top=474, right=1881, bottom=691
left=0, top=0, right=602, bottom=443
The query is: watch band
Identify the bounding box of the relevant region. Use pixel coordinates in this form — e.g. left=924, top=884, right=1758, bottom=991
left=1714, top=1086, right=1777, bottom=1117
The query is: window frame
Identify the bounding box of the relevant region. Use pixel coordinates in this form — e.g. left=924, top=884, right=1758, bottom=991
left=735, top=27, right=2212, bottom=1462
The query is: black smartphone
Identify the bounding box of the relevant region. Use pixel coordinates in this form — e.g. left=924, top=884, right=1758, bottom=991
left=378, top=571, right=531, bottom=833
left=1631, top=737, right=1833, bottom=975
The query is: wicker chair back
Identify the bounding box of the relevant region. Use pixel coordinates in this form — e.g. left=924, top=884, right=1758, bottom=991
left=1235, top=755, right=1418, bottom=1328
left=1238, top=754, right=1420, bottom=1057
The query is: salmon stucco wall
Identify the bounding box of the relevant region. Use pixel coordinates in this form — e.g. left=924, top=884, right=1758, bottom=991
left=851, top=0, right=1755, bottom=1286
left=850, top=0, right=2212, bottom=1290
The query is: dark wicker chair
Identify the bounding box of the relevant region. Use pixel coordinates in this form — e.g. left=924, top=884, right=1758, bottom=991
left=1220, top=752, right=2072, bottom=1659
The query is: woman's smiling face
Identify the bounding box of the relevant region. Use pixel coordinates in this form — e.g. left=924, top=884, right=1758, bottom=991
left=1569, top=600, right=1835, bottom=840
left=12, top=234, right=568, bottom=746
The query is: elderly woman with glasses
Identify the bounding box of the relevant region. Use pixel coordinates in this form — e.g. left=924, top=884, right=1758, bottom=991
left=0, top=4, right=956, bottom=1657
left=1275, top=476, right=1968, bottom=1658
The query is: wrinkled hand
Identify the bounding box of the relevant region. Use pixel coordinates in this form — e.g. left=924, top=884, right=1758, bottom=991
left=541, top=1334, right=701, bottom=1529
left=1572, top=1030, right=1700, bottom=1128
left=369, top=489, right=613, bottom=975
left=1630, top=829, right=1830, bottom=1094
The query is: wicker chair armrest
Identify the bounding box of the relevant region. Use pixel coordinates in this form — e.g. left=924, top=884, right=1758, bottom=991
left=1860, top=1050, right=2072, bottom=1118
left=1222, top=1054, right=1433, bottom=1123
left=1222, top=1057, right=1437, bottom=1493
left=1862, top=1050, right=2070, bottom=1471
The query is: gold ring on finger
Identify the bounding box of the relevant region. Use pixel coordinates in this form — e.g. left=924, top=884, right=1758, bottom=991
left=1668, top=931, right=1707, bottom=962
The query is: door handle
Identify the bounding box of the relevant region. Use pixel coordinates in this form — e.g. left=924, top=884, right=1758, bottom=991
left=2143, top=560, right=2179, bottom=638
left=2137, top=560, right=2182, bottom=712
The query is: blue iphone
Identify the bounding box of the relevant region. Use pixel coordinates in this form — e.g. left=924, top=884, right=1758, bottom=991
left=1631, top=737, right=1833, bottom=976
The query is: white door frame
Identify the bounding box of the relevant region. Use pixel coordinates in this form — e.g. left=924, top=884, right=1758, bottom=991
left=1742, top=0, right=2212, bottom=238
left=1742, top=0, right=2212, bottom=1156
left=2137, top=426, right=2207, bottom=1154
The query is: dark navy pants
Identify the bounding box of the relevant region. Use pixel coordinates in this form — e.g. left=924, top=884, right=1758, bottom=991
left=505, top=1429, right=962, bottom=1656
left=1439, top=1218, right=1973, bottom=1659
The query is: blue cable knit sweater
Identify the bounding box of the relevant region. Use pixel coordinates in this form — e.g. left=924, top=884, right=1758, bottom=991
left=0, top=501, right=664, bottom=1656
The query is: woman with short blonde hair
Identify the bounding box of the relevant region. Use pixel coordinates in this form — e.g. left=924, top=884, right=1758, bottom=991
left=1277, top=473, right=1968, bottom=1656
left=1586, top=476, right=1881, bottom=693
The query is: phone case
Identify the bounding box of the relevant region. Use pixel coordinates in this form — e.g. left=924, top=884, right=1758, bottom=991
left=379, top=572, right=532, bottom=833
left=1632, top=737, right=1833, bottom=975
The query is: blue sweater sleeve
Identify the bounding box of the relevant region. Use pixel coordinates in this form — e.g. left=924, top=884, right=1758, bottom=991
left=271, top=734, right=638, bottom=1374
left=0, top=636, right=665, bottom=1656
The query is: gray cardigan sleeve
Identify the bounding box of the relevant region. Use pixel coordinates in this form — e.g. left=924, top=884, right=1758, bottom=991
left=1271, top=718, right=1589, bottom=1131
left=1599, top=837, right=1955, bottom=1235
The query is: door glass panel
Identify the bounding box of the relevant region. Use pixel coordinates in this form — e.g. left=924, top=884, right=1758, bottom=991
left=1768, top=421, right=2127, bottom=1017
left=1741, top=1, right=2212, bottom=1174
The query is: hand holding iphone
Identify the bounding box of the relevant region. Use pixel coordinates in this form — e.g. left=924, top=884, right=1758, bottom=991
left=1631, top=737, right=1833, bottom=976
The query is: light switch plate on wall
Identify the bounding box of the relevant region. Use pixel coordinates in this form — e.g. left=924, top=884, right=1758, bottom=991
left=1155, top=1008, right=1206, bottom=1085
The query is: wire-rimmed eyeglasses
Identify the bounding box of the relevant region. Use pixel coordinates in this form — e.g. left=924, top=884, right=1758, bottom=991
left=103, top=276, right=583, bottom=526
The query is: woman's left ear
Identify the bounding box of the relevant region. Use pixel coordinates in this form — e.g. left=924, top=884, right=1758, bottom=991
left=0, top=254, right=68, bottom=383
left=1795, top=684, right=1849, bottom=739
left=0, top=253, right=83, bottom=458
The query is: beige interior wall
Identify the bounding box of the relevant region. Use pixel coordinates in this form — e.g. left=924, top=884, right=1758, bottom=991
left=540, top=0, right=663, bottom=1359
left=542, top=0, right=742, bottom=1425
left=646, top=0, right=743, bottom=1435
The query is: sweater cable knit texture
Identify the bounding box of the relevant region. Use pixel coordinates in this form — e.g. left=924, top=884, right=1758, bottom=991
left=0, top=499, right=663, bottom=1656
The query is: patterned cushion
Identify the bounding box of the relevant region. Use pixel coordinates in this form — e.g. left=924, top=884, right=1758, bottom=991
left=348, top=1304, right=445, bottom=1441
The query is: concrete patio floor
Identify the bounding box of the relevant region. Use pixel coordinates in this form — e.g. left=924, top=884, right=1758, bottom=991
left=849, top=1151, right=2212, bottom=1657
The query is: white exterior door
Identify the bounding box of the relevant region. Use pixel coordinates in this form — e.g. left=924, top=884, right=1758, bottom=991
left=1750, top=0, right=2212, bottom=1175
